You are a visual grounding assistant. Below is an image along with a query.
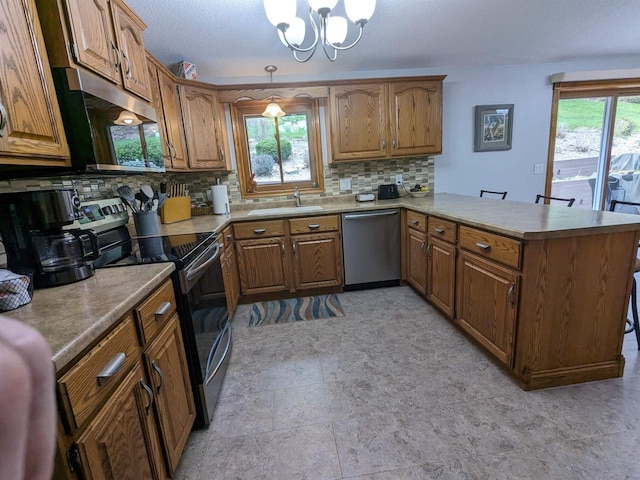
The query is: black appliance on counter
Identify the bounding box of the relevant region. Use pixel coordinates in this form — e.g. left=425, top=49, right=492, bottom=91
left=377, top=184, right=400, bottom=199
left=73, top=199, right=230, bottom=427
left=0, top=189, right=100, bottom=288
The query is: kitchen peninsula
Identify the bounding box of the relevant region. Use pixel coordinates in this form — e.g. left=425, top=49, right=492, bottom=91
left=7, top=193, right=640, bottom=390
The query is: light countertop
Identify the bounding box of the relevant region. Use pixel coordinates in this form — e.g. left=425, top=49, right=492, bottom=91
left=2, top=263, right=175, bottom=371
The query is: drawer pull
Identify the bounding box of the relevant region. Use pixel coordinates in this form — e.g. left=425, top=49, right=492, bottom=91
left=254, top=228, right=266, bottom=234
left=475, top=242, right=491, bottom=251
left=97, top=352, right=126, bottom=386
left=410, top=219, right=419, bottom=226
left=140, top=380, right=154, bottom=416
left=0, top=101, right=7, bottom=137
left=434, top=228, right=445, bottom=234
left=151, top=360, right=164, bottom=395
left=154, top=301, right=172, bottom=318
left=507, top=282, right=516, bottom=307
left=308, top=224, right=320, bottom=230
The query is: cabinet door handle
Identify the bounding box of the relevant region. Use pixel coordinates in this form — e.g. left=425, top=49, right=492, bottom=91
left=0, top=101, right=7, bottom=137
left=308, top=224, right=320, bottom=230
left=154, top=301, right=172, bottom=318
left=292, top=242, right=297, bottom=255
left=219, top=146, right=225, bottom=161
left=507, top=282, right=515, bottom=307
left=427, top=243, right=433, bottom=256
left=97, top=352, right=126, bottom=386
left=139, top=380, right=154, bottom=416
left=281, top=243, right=286, bottom=256
left=254, top=228, right=266, bottom=234
left=420, top=241, right=426, bottom=254
left=475, top=242, right=491, bottom=251
left=151, top=360, right=164, bottom=395
left=434, top=228, right=445, bottom=234
left=122, top=51, right=132, bottom=78
left=392, top=139, right=397, bottom=150
left=110, top=41, right=121, bottom=71
left=381, top=139, right=386, bottom=149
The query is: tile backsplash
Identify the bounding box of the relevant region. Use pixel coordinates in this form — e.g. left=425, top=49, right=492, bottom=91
left=0, top=156, right=434, bottom=208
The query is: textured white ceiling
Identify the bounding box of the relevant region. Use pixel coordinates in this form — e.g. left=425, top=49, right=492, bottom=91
left=125, top=0, right=640, bottom=84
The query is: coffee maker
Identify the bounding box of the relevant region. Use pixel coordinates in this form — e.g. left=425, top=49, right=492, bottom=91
left=0, top=190, right=99, bottom=288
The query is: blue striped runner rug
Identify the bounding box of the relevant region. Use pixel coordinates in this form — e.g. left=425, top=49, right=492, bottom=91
left=249, top=294, right=345, bottom=326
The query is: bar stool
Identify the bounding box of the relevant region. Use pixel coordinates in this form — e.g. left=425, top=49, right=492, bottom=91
left=480, top=190, right=508, bottom=199
left=610, top=199, right=640, bottom=349
left=535, top=194, right=575, bottom=207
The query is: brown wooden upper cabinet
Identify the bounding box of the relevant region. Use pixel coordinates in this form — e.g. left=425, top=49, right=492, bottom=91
left=179, top=84, right=227, bottom=170
left=39, top=0, right=151, bottom=101
left=329, top=78, right=443, bottom=161
left=148, top=57, right=188, bottom=170
left=0, top=0, right=70, bottom=166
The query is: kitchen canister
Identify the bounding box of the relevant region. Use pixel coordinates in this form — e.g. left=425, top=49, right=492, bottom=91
left=210, top=185, right=229, bottom=215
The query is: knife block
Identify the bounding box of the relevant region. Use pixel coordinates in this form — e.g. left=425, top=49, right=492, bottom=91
left=160, top=196, right=191, bottom=224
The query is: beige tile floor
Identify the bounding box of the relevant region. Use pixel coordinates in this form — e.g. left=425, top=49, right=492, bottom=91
left=173, top=286, right=640, bottom=480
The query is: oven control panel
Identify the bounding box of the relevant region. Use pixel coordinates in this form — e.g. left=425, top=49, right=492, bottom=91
left=64, top=198, right=129, bottom=233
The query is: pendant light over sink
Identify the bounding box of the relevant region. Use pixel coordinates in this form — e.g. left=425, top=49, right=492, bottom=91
left=263, top=0, right=376, bottom=62
left=261, top=65, right=286, bottom=118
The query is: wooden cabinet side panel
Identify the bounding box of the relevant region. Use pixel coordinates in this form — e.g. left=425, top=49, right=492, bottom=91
left=516, top=232, right=637, bottom=377
left=0, top=0, right=70, bottom=162
left=456, top=251, right=518, bottom=366
left=292, top=232, right=343, bottom=290
left=390, top=81, right=442, bottom=156
left=65, top=0, right=120, bottom=84
left=145, top=316, right=195, bottom=475
left=406, top=228, right=427, bottom=296
left=427, top=236, right=456, bottom=318
left=329, top=84, right=387, bottom=160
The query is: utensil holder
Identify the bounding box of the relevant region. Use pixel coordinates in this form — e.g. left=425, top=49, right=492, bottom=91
left=133, top=211, right=160, bottom=237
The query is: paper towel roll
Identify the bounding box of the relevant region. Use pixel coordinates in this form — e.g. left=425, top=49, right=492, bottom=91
left=211, top=185, right=229, bottom=215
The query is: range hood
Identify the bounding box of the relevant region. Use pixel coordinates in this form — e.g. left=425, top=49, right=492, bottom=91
left=53, top=68, right=165, bottom=174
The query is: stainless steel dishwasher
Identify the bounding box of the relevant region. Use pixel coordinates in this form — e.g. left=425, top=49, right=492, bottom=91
left=341, top=209, right=401, bottom=288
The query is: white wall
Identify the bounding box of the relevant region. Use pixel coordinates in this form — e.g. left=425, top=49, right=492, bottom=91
left=434, top=57, right=640, bottom=202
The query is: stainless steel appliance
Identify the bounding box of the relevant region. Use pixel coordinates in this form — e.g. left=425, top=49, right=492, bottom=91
left=77, top=199, right=230, bottom=426
left=0, top=190, right=100, bottom=288
left=51, top=68, right=164, bottom=173
left=341, top=209, right=401, bottom=288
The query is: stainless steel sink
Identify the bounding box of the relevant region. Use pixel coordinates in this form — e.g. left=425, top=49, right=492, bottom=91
left=247, top=205, right=323, bottom=216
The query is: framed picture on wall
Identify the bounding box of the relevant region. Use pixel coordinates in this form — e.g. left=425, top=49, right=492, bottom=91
left=474, top=104, right=514, bottom=152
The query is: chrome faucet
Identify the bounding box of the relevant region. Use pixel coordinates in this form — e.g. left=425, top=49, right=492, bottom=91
left=293, top=187, right=302, bottom=207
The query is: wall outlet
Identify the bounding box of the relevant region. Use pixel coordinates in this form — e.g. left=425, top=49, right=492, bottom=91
left=533, top=163, right=545, bottom=175
left=395, top=173, right=403, bottom=185
left=339, top=178, right=351, bottom=191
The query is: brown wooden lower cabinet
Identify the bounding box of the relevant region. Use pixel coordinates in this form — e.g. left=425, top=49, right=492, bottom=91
left=427, top=235, right=456, bottom=318
left=406, top=227, right=427, bottom=296
left=456, top=250, right=519, bottom=366
left=236, top=237, right=291, bottom=295
left=55, top=278, right=194, bottom=479
left=144, top=315, right=195, bottom=475
left=291, top=232, right=343, bottom=290
left=76, top=364, right=165, bottom=480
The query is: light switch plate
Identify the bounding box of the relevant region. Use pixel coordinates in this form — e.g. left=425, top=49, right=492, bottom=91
left=534, top=163, right=545, bottom=175
left=339, top=178, right=351, bottom=190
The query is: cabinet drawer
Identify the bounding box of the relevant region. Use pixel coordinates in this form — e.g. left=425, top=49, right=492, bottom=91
left=459, top=226, right=521, bottom=270
left=406, top=210, right=427, bottom=232
left=234, top=220, right=286, bottom=239
left=58, top=315, right=140, bottom=430
left=135, top=278, right=177, bottom=345
left=289, top=215, right=340, bottom=234
left=428, top=217, right=457, bottom=243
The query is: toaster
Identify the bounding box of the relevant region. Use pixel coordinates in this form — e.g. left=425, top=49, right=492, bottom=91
left=377, top=184, right=400, bottom=200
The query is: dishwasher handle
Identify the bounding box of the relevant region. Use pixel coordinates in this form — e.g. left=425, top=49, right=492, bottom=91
left=343, top=210, right=399, bottom=220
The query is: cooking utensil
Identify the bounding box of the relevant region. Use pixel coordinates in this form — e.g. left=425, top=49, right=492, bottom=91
left=135, top=192, right=146, bottom=211
left=156, top=192, right=168, bottom=211
left=140, top=184, right=154, bottom=205
left=116, top=186, right=138, bottom=212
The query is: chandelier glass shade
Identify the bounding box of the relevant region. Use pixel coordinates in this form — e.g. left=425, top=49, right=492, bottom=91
left=114, top=110, right=142, bottom=126
left=263, top=0, right=376, bottom=62
left=261, top=65, right=286, bottom=118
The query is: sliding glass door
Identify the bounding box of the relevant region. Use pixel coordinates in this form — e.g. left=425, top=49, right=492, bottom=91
left=548, top=84, right=640, bottom=211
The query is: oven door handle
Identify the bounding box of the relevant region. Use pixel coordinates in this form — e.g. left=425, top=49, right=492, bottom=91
left=204, top=324, right=231, bottom=385
left=185, top=242, right=221, bottom=281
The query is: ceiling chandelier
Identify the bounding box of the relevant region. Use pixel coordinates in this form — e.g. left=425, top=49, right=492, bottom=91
left=263, top=0, right=376, bottom=63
